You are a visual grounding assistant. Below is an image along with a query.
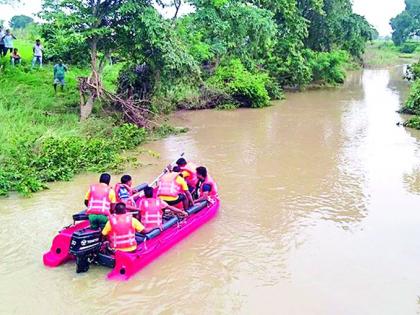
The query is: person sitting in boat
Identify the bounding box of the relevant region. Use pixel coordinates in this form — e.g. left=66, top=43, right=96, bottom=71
left=157, top=166, right=194, bottom=210
left=139, top=186, right=188, bottom=232
left=176, top=158, right=198, bottom=192
left=114, top=174, right=138, bottom=209
left=84, top=173, right=116, bottom=229
left=102, top=203, right=144, bottom=252
left=194, top=166, right=218, bottom=203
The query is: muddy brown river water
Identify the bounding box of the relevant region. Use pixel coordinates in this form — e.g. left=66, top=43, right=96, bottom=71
left=2, top=67, right=420, bottom=314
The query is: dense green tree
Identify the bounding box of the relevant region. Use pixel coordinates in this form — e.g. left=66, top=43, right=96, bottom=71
left=259, top=0, right=313, bottom=86
left=9, top=15, right=34, bottom=29
left=391, top=0, right=420, bottom=46
left=40, top=0, right=376, bottom=110
left=299, top=0, right=375, bottom=58
left=116, top=7, right=199, bottom=93
left=180, top=0, right=277, bottom=67
left=41, top=0, right=154, bottom=120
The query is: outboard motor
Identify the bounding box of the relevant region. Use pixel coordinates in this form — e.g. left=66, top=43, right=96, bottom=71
left=69, top=228, right=102, bottom=273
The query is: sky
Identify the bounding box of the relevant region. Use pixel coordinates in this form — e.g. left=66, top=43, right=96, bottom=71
left=0, top=0, right=406, bottom=36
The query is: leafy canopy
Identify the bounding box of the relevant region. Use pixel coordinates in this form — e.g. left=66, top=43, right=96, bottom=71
left=9, top=15, right=34, bottom=29
left=391, top=0, right=420, bottom=46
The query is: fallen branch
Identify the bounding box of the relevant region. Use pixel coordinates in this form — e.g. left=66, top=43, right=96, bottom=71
left=78, top=76, right=159, bottom=127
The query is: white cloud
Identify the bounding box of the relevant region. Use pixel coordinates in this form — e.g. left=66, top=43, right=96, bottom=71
left=353, top=0, right=405, bottom=36
left=0, top=0, right=42, bottom=27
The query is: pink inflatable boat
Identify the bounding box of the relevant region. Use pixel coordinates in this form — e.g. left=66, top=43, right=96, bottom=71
left=43, top=184, right=220, bottom=281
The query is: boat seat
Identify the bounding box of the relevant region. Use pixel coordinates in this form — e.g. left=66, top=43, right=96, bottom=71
left=135, top=233, right=147, bottom=243
left=73, top=209, right=88, bottom=221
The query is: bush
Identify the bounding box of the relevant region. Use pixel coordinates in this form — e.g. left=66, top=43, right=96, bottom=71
left=216, top=102, right=240, bottom=110
left=176, top=85, right=232, bottom=110
left=406, top=60, right=420, bottom=81
left=265, top=79, right=284, bottom=100
left=207, top=59, right=270, bottom=108
left=402, top=80, right=420, bottom=115
left=307, top=50, right=349, bottom=84
left=404, top=116, right=420, bottom=129
left=112, top=123, right=147, bottom=150
left=399, top=42, right=418, bottom=54
left=151, top=124, right=189, bottom=139
left=0, top=123, right=173, bottom=196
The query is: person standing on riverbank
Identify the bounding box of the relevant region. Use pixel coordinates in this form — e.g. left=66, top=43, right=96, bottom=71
left=2, top=30, right=16, bottom=56
left=0, top=27, right=5, bottom=57
left=53, top=60, right=67, bottom=93
left=32, top=39, right=44, bottom=69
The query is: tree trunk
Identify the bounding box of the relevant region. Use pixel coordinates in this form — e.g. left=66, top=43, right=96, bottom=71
left=80, top=92, right=94, bottom=121
left=79, top=39, right=103, bottom=121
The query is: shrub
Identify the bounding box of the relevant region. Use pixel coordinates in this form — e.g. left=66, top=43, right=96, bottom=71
left=402, top=80, right=420, bottom=115
left=265, top=78, right=284, bottom=100
left=399, top=42, right=418, bottom=54
left=207, top=59, right=270, bottom=108
left=151, top=124, right=189, bottom=139
left=216, top=102, right=240, bottom=110
left=307, top=50, right=349, bottom=85
left=112, top=123, right=147, bottom=150
left=0, top=123, right=177, bottom=196
left=404, top=116, right=420, bottom=129
left=406, top=60, right=420, bottom=81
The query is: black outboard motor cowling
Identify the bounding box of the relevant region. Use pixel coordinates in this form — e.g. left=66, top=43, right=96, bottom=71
left=69, top=228, right=102, bottom=273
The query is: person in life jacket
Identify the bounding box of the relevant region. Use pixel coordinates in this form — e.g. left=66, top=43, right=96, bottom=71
left=115, top=174, right=139, bottom=210
left=138, top=186, right=188, bottom=232
left=84, top=173, right=117, bottom=229
left=194, top=166, right=218, bottom=203
left=102, top=203, right=144, bottom=252
left=176, top=158, right=198, bottom=192
left=157, top=166, right=194, bottom=210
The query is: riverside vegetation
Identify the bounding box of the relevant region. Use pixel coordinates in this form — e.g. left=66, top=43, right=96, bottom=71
left=387, top=0, right=420, bottom=129
left=0, top=0, right=377, bottom=196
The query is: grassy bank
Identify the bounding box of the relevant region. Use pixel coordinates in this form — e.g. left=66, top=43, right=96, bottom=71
left=0, top=40, right=184, bottom=196
left=363, top=40, right=420, bottom=67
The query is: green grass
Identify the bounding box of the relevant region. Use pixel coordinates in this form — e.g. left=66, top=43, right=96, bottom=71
left=0, top=39, right=162, bottom=196
left=364, top=40, right=420, bottom=67
left=0, top=39, right=123, bottom=154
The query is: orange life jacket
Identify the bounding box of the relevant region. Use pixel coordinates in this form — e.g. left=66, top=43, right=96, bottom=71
left=157, top=172, right=183, bottom=197
left=139, top=198, right=164, bottom=231
left=86, top=183, right=111, bottom=216
left=180, top=162, right=198, bottom=187
left=199, top=175, right=218, bottom=198
left=108, top=213, right=136, bottom=250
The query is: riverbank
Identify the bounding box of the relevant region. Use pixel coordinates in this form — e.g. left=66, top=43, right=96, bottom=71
left=0, top=41, right=187, bottom=196
left=0, top=38, right=388, bottom=196
left=363, top=40, right=420, bottom=68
